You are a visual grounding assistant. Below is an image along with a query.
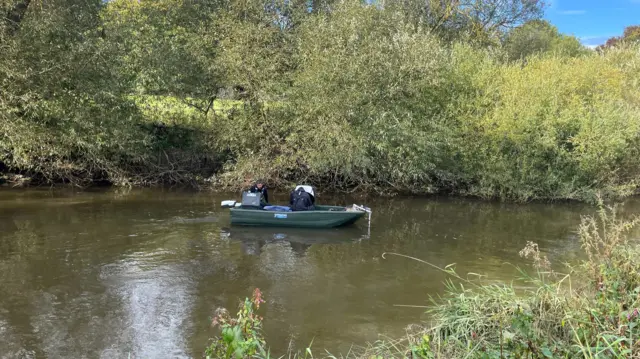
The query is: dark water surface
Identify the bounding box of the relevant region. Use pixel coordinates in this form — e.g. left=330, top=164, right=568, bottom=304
left=0, top=188, right=629, bottom=358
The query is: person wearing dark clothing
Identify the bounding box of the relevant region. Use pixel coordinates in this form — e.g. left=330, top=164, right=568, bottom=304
left=289, top=187, right=315, bottom=211
left=289, top=186, right=315, bottom=205
left=249, top=180, right=269, bottom=206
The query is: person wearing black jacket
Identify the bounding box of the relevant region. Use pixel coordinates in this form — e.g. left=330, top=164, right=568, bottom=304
left=289, top=187, right=315, bottom=211
left=249, top=180, right=269, bottom=206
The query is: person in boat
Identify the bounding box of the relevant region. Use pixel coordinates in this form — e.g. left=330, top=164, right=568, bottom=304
left=289, top=186, right=315, bottom=211
left=249, top=180, right=269, bottom=207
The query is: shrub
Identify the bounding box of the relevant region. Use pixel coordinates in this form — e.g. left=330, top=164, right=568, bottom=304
left=205, top=288, right=267, bottom=359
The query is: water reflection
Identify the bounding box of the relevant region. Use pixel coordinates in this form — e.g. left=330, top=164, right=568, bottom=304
left=100, top=262, right=193, bottom=358
left=221, top=227, right=367, bottom=257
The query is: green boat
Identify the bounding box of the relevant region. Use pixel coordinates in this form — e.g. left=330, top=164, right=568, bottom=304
left=221, top=185, right=372, bottom=229
left=229, top=205, right=367, bottom=228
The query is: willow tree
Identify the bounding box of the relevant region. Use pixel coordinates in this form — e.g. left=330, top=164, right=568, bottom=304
left=380, top=0, right=546, bottom=43
left=0, top=0, right=149, bottom=184
left=282, top=0, right=468, bottom=191
left=101, top=0, right=224, bottom=116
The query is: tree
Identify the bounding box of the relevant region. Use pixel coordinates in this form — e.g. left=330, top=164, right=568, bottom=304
left=381, top=0, right=546, bottom=42
left=600, top=25, right=640, bottom=49
left=282, top=0, right=466, bottom=190
left=100, top=0, right=225, bottom=115
left=503, top=19, right=586, bottom=61
left=0, top=0, right=153, bottom=184
left=623, top=25, right=640, bottom=42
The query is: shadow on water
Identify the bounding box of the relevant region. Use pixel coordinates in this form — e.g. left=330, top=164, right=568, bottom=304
left=220, top=226, right=368, bottom=256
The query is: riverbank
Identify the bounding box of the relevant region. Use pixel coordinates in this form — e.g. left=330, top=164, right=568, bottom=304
left=4, top=173, right=640, bottom=212
left=206, top=201, right=640, bottom=358
left=3, top=174, right=638, bottom=208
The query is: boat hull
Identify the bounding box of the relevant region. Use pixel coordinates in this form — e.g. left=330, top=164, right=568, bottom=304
left=229, top=205, right=365, bottom=228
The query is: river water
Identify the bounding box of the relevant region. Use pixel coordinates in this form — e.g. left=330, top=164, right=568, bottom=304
left=0, top=188, right=627, bottom=358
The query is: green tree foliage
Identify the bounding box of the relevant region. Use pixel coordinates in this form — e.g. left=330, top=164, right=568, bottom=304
left=287, top=1, right=463, bottom=191
left=1, top=0, right=639, bottom=201
left=211, top=0, right=295, bottom=103
left=101, top=0, right=223, bottom=113
left=601, top=25, right=640, bottom=49
left=503, top=19, right=587, bottom=61
left=0, top=0, right=221, bottom=185
left=458, top=53, right=640, bottom=200
left=0, top=0, right=145, bottom=184
left=382, top=0, right=546, bottom=44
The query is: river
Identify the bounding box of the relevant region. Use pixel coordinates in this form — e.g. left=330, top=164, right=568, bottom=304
left=0, top=188, right=623, bottom=358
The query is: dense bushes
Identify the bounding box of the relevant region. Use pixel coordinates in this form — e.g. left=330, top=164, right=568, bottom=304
left=209, top=3, right=640, bottom=202
left=457, top=50, right=640, bottom=201
left=0, top=0, right=222, bottom=186
left=226, top=3, right=640, bottom=201
left=2, top=0, right=639, bottom=201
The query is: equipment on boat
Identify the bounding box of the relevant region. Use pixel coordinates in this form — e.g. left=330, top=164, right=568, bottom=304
left=221, top=200, right=241, bottom=208
left=241, top=191, right=262, bottom=208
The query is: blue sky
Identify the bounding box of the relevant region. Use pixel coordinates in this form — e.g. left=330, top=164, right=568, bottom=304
left=544, top=0, right=640, bottom=47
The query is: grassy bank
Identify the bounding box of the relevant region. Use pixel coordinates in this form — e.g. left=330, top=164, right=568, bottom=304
left=204, top=200, right=640, bottom=358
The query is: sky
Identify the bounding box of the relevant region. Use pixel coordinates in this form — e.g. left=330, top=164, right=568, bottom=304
left=544, top=0, right=640, bottom=48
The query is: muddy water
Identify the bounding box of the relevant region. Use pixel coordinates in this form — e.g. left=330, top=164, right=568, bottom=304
left=0, top=188, right=618, bottom=358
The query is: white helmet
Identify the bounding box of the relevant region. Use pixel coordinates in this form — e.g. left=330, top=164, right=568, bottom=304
left=294, top=185, right=315, bottom=198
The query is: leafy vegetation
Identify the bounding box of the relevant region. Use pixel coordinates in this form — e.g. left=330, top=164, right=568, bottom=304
left=205, top=288, right=268, bottom=359
left=599, top=25, right=640, bottom=50
left=503, top=19, right=588, bottom=61
left=2, top=0, right=639, bottom=201
left=205, top=200, right=640, bottom=358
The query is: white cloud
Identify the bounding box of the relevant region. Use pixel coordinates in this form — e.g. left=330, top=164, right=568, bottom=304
left=558, top=9, right=586, bottom=15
